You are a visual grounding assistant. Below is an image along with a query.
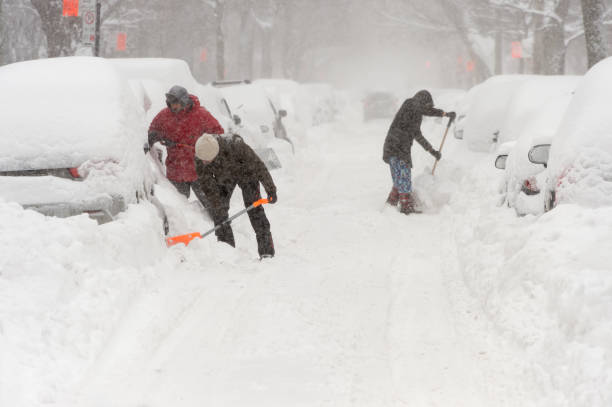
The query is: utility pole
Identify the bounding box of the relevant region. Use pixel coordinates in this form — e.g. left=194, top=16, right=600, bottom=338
left=94, top=0, right=101, bottom=56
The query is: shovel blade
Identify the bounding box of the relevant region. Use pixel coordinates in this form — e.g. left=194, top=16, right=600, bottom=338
left=166, top=232, right=202, bottom=247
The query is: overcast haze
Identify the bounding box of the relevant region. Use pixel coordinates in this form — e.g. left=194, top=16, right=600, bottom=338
left=2, top=0, right=612, bottom=90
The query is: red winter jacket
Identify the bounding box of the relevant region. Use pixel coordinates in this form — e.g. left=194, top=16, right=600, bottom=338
left=148, top=95, right=224, bottom=182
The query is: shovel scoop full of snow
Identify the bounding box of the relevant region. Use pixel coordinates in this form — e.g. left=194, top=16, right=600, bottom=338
left=165, top=198, right=270, bottom=247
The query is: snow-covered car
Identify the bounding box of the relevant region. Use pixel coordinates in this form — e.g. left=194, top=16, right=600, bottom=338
left=362, top=91, right=397, bottom=121
left=214, top=81, right=292, bottom=151
left=462, top=75, right=535, bottom=151
left=493, top=78, right=578, bottom=215
left=541, top=57, right=612, bottom=210
left=110, top=58, right=237, bottom=130
left=0, top=57, right=167, bottom=231
left=495, top=98, right=570, bottom=215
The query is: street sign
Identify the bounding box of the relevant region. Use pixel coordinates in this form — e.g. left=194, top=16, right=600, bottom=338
left=200, top=48, right=208, bottom=62
left=63, top=0, right=79, bottom=16
left=117, top=33, right=127, bottom=51
left=511, top=42, right=523, bottom=59
left=80, top=0, right=97, bottom=45
left=466, top=60, right=475, bottom=72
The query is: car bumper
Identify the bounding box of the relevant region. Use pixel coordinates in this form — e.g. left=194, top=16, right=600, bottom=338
left=23, top=195, right=126, bottom=224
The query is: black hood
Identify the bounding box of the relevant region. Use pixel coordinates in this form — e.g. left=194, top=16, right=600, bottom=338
left=413, top=90, right=433, bottom=108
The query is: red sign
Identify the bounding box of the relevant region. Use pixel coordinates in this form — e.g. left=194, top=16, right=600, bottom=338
left=117, top=33, right=127, bottom=51
left=63, top=0, right=79, bottom=16
left=425, top=60, right=431, bottom=69
left=200, top=48, right=208, bottom=62
left=466, top=60, right=475, bottom=72
left=511, top=42, right=523, bottom=59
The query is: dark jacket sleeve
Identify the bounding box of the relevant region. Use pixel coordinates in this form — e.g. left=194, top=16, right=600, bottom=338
left=237, top=141, right=276, bottom=196
left=414, top=132, right=436, bottom=154
left=420, top=107, right=445, bottom=117
left=195, top=160, right=223, bottom=210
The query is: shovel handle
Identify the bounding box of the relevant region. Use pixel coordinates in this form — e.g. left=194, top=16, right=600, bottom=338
left=165, top=198, right=270, bottom=247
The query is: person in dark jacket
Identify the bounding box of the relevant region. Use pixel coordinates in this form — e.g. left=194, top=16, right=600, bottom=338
left=194, top=133, right=277, bottom=259
left=382, top=90, right=455, bottom=214
left=147, top=85, right=225, bottom=203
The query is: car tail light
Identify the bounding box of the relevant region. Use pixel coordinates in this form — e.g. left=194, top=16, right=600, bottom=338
left=69, top=168, right=81, bottom=178
left=521, top=177, right=540, bottom=195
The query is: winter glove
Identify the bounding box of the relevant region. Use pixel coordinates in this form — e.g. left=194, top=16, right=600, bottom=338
left=160, top=138, right=177, bottom=148
left=267, top=191, right=278, bottom=204
left=432, top=150, right=442, bottom=161
left=445, top=111, right=456, bottom=121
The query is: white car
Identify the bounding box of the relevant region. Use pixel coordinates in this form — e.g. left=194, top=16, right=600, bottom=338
left=495, top=88, right=576, bottom=215
left=540, top=57, right=612, bottom=210
left=0, top=57, right=167, bottom=231
left=215, top=81, right=293, bottom=164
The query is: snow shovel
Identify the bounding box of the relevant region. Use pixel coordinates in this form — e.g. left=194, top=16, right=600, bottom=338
left=165, top=198, right=270, bottom=247
left=431, top=115, right=455, bottom=175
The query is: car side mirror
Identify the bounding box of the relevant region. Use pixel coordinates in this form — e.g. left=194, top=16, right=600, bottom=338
left=279, top=109, right=287, bottom=118
left=233, top=114, right=242, bottom=125
left=528, top=144, right=551, bottom=168
left=495, top=154, right=508, bottom=170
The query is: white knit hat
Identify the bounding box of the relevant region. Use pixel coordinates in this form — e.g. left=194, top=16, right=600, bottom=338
left=195, top=134, right=219, bottom=161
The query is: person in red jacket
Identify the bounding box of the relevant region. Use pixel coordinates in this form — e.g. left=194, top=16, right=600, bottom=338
left=147, top=85, right=225, bottom=202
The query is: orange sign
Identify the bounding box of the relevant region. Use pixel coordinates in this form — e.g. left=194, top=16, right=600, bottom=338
left=200, top=48, right=208, bottom=62
left=466, top=60, right=475, bottom=72
left=63, top=0, right=79, bottom=16
left=117, top=33, right=127, bottom=51
left=511, top=42, right=523, bottom=59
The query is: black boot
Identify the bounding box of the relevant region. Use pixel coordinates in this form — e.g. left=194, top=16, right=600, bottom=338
left=257, top=232, right=275, bottom=259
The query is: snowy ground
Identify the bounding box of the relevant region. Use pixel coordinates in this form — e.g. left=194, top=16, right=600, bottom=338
left=1, top=98, right=610, bottom=407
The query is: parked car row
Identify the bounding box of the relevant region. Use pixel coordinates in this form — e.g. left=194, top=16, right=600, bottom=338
left=0, top=57, right=297, bottom=231
left=483, top=57, right=612, bottom=215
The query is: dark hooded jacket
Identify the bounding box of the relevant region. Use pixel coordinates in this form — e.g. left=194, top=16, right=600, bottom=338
left=382, top=90, right=444, bottom=167
left=148, top=94, right=224, bottom=182
left=195, top=134, right=276, bottom=210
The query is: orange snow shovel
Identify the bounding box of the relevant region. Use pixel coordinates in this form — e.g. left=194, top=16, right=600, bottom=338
left=432, top=115, right=455, bottom=175
left=166, top=198, right=270, bottom=247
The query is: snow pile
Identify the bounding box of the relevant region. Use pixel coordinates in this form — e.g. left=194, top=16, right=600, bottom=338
left=445, top=148, right=612, bottom=407
left=547, top=57, right=612, bottom=207
left=0, top=200, right=168, bottom=406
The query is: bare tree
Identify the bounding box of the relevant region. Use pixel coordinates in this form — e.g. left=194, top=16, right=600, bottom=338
left=581, top=0, right=609, bottom=68
left=30, top=0, right=80, bottom=57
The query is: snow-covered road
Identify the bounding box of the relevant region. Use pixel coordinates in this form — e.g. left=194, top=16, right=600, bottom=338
left=2, top=107, right=610, bottom=407
left=72, top=118, right=533, bottom=406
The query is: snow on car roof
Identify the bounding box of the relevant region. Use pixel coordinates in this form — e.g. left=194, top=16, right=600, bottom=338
left=0, top=57, right=145, bottom=171
left=109, top=58, right=199, bottom=90
left=463, top=75, right=537, bottom=152
left=498, top=75, right=580, bottom=146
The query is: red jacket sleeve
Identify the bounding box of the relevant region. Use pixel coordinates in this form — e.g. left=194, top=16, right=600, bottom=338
left=200, top=109, right=224, bottom=135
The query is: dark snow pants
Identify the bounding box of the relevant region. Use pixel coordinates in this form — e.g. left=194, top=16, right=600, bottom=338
left=212, top=181, right=274, bottom=257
